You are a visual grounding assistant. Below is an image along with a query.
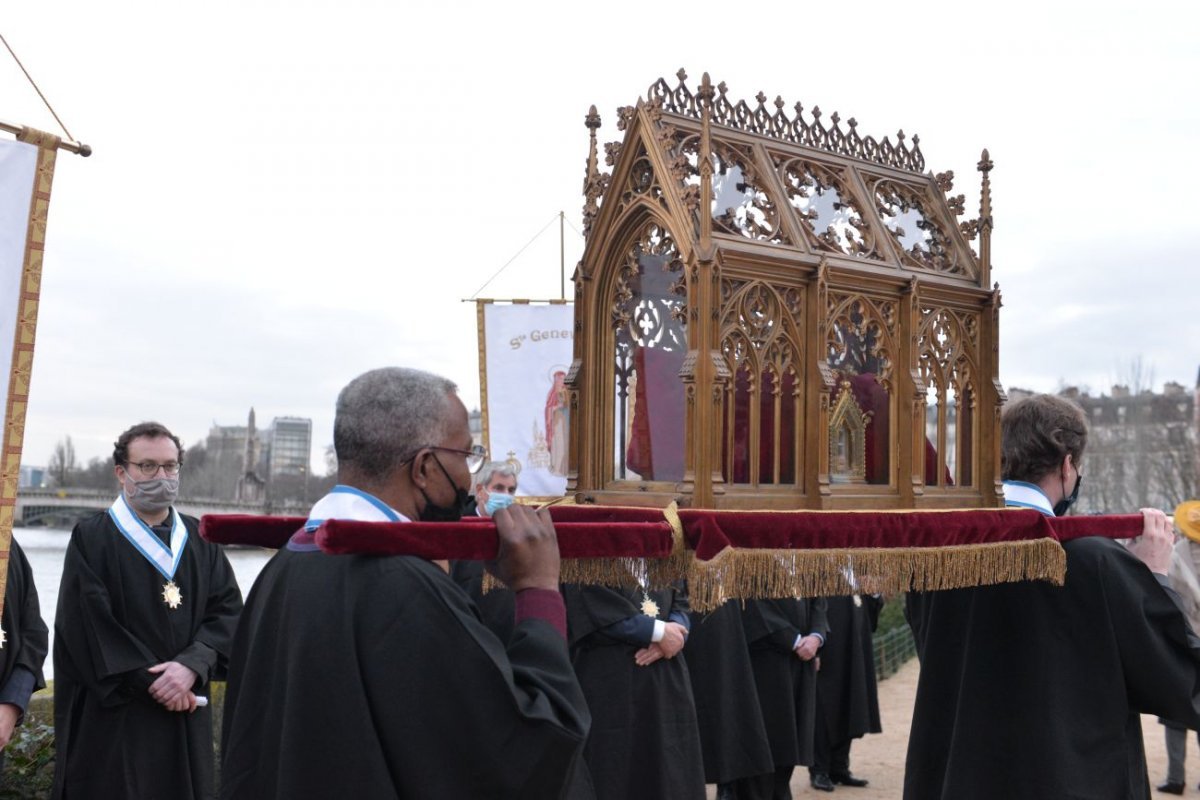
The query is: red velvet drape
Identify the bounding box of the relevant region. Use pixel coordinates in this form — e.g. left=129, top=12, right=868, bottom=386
left=201, top=508, right=1143, bottom=560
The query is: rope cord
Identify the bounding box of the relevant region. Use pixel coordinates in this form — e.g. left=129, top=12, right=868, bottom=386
left=0, top=31, right=76, bottom=142
left=468, top=212, right=561, bottom=300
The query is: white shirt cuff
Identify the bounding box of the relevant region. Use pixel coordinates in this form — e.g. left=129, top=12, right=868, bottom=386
left=651, top=619, right=666, bottom=642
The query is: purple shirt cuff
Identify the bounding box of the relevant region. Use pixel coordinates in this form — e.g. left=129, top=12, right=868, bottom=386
left=514, top=588, right=567, bottom=640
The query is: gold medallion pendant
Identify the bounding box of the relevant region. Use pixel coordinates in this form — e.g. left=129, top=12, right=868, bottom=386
left=640, top=596, right=660, bottom=618
left=162, top=581, right=183, bottom=609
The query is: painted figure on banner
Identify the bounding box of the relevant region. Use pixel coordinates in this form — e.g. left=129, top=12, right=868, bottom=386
left=546, top=367, right=569, bottom=477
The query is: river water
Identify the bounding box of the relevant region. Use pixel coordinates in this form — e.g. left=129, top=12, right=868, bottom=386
left=12, top=526, right=273, bottom=679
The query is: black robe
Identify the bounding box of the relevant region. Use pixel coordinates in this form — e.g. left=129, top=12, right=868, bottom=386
left=905, top=536, right=1200, bottom=799
left=450, top=558, right=515, bottom=643
left=0, top=537, right=48, bottom=695
left=52, top=511, right=242, bottom=800
left=0, top=536, right=49, bottom=775
left=740, top=597, right=828, bottom=769
left=685, top=600, right=773, bottom=783
left=814, top=594, right=881, bottom=749
left=220, top=546, right=590, bottom=799
left=563, top=584, right=706, bottom=800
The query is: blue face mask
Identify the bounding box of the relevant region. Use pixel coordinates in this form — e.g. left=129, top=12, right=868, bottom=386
left=485, top=492, right=516, bottom=517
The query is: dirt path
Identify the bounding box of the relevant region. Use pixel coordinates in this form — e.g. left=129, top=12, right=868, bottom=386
left=708, top=657, right=1182, bottom=798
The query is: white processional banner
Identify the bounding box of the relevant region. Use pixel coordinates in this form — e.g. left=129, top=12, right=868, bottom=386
left=479, top=302, right=573, bottom=498
left=0, top=138, right=38, bottom=419
left=0, top=127, right=60, bottom=619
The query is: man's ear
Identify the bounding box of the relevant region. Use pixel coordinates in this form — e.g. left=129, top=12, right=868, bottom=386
left=410, top=449, right=433, bottom=489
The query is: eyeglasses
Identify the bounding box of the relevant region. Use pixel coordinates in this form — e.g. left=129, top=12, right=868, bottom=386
left=125, top=461, right=182, bottom=478
left=428, top=445, right=488, bottom=474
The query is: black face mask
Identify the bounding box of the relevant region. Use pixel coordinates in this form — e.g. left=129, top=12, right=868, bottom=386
left=1053, top=473, right=1082, bottom=517
left=417, top=453, right=471, bottom=523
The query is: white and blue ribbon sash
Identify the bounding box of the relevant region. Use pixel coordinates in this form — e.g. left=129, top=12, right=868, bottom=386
left=1002, top=480, right=1055, bottom=516
left=290, top=485, right=409, bottom=552
left=304, top=485, right=406, bottom=530
left=107, top=495, right=188, bottom=581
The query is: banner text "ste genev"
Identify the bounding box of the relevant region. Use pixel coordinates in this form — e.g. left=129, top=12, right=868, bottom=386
left=510, top=329, right=573, bottom=350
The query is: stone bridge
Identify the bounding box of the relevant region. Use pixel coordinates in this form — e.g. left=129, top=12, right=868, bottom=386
left=14, top=488, right=302, bottom=527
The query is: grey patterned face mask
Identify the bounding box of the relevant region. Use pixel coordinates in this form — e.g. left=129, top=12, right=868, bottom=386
left=125, top=477, right=179, bottom=514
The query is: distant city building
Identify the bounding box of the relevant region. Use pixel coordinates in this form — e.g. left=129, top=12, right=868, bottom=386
left=18, top=464, right=46, bottom=489
left=205, top=417, right=252, bottom=499
left=266, top=417, right=313, bottom=479
left=1007, top=374, right=1198, bottom=513
left=200, top=408, right=313, bottom=502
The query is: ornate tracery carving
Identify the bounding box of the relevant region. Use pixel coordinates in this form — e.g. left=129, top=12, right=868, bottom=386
left=826, top=294, right=896, bottom=390
left=873, top=179, right=964, bottom=275
left=646, top=69, right=925, bottom=173
left=672, top=133, right=789, bottom=244
left=776, top=156, right=879, bottom=258
left=613, top=145, right=670, bottom=218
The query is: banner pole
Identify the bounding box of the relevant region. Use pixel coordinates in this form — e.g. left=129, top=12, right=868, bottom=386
left=0, top=120, right=90, bottom=157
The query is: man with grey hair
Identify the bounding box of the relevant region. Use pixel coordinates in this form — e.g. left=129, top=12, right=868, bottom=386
left=473, top=460, right=519, bottom=518
left=220, top=367, right=590, bottom=799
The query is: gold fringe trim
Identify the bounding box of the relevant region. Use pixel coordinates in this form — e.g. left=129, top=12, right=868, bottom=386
left=685, top=539, right=1066, bottom=612
left=486, top=538, right=1065, bottom=606
left=480, top=504, right=1065, bottom=607
left=483, top=556, right=668, bottom=594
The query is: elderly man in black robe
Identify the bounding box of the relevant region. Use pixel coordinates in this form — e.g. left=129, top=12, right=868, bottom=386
left=905, top=393, right=1200, bottom=799
left=221, top=367, right=590, bottom=799
left=52, top=422, right=243, bottom=800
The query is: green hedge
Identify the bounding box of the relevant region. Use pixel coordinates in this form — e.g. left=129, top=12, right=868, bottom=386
left=0, top=684, right=229, bottom=797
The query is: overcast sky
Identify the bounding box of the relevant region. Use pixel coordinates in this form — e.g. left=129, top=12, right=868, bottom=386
left=3, top=0, right=1197, bottom=473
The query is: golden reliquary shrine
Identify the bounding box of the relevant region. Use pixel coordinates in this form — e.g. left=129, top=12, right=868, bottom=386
left=567, top=70, right=1002, bottom=512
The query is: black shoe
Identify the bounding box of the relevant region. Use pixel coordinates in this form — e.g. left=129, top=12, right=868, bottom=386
left=1157, top=781, right=1185, bottom=795
left=716, top=784, right=737, bottom=800
left=831, top=771, right=869, bottom=788
left=810, top=773, right=835, bottom=792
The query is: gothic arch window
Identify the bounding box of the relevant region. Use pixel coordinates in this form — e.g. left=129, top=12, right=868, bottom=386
left=917, top=308, right=979, bottom=487
left=825, top=294, right=897, bottom=485
left=720, top=280, right=803, bottom=485
left=611, top=221, right=687, bottom=482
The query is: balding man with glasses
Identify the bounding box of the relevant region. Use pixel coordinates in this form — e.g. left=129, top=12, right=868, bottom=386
left=52, top=422, right=244, bottom=800
left=220, top=367, right=590, bottom=800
